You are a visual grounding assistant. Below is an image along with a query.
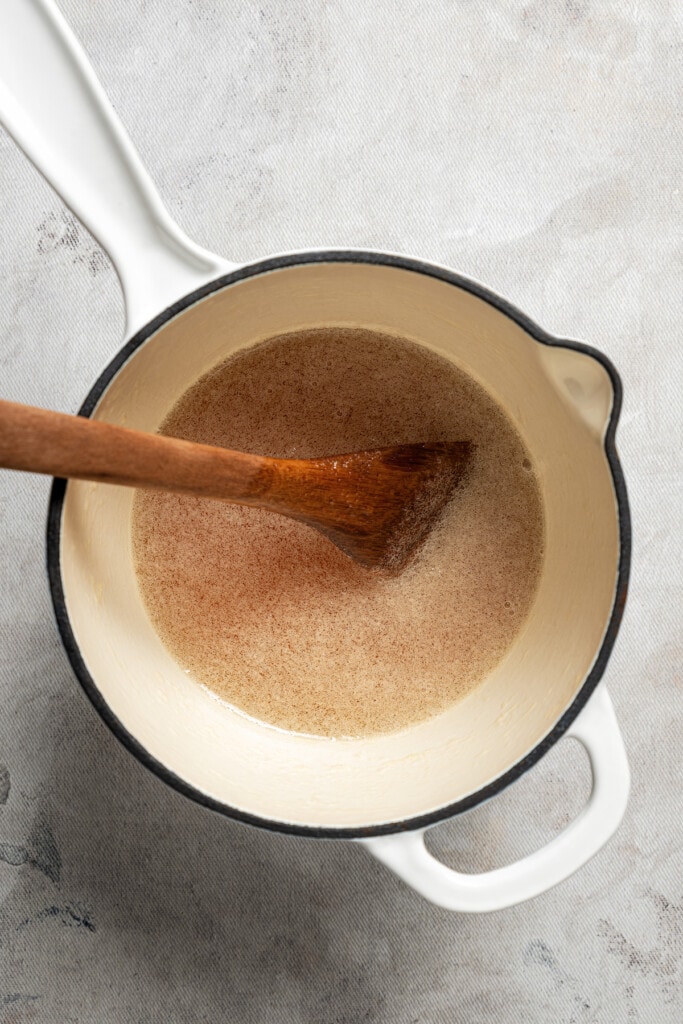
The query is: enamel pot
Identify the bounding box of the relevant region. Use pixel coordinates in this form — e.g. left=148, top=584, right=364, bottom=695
left=0, top=0, right=630, bottom=912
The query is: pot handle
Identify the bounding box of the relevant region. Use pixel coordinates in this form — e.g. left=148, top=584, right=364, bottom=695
left=361, top=684, right=629, bottom=912
left=0, top=0, right=232, bottom=333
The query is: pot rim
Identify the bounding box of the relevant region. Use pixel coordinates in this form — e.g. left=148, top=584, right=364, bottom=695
left=46, top=249, right=631, bottom=839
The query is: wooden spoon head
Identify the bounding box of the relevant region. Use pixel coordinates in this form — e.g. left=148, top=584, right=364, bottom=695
left=272, top=441, right=473, bottom=573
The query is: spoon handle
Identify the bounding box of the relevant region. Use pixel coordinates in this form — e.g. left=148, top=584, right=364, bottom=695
left=0, top=399, right=264, bottom=502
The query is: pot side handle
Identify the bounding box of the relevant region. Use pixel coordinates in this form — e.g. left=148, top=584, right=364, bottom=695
left=360, top=684, right=629, bottom=912
left=0, top=0, right=233, bottom=334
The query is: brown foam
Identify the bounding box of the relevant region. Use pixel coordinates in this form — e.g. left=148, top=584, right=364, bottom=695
left=132, top=328, right=545, bottom=738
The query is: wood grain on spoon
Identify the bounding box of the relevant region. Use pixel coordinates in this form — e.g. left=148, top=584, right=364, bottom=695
left=0, top=399, right=472, bottom=572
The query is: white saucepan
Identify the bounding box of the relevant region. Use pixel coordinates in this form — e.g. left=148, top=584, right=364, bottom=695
left=0, top=0, right=630, bottom=912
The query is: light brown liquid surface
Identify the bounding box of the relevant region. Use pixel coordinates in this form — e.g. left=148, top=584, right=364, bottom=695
left=132, top=328, right=544, bottom=738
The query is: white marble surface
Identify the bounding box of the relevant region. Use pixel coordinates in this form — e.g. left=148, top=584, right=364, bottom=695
left=0, top=1, right=681, bottom=1021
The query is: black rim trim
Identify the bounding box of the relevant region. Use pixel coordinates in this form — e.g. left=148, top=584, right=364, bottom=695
left=46, top=250, right=631, bottom=840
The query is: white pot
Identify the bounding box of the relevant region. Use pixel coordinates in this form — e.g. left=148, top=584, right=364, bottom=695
left=0, top=0, right=630, bottom=912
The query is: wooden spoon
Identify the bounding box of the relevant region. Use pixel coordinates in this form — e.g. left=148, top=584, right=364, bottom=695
left=0, top=399, right=472, bottom=573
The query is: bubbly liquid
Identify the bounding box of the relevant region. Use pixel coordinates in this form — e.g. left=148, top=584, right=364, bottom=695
left=132, top=328, right=544, bottom=738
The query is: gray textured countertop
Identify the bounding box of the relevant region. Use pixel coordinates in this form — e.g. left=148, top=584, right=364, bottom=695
left=1, top=2, right=681, bottom=1021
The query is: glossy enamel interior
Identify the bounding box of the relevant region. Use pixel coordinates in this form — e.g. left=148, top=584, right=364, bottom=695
left=58, top=261, right=620, bottom=829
